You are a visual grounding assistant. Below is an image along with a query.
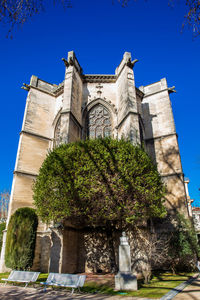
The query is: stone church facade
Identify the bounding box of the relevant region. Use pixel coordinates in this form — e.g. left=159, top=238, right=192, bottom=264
left=0, top=51, right=189, bottom=273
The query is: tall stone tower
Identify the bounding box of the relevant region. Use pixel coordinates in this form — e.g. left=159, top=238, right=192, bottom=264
left=0, top=51, right=189, bottom=273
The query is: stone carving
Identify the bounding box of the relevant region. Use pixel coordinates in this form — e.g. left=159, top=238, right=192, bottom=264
left=96, top=83, right=103, bottom=98
left=127, top=58, right=138, bottom=69
left=120, top=231, right=129, bottom=246
left=115, top=232, right=138, bottom=291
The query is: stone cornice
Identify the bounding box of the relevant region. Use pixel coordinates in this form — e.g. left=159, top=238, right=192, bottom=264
left=14, top=170, right=38, bottom=177
left=144, top=132, right=177, bottom=142
left=82, top=75, right=116, bottom=83
left=143, top=87, right=172, bottom=98
left=160, top=171, right=184, bottom=178
left=22, top=82, right=64, bottom=97
left=22, top=84, right=56, bottom=97
left=20, top=130, right=52, bottom=141
left=53, top=82, right=64, bottom=96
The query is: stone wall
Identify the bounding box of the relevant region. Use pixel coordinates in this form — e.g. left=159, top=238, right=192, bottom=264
left=42, top=224, right=178, bottom=275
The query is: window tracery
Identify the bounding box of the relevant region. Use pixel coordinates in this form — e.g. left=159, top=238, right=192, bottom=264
left=87, top=104, right=112, bottom=139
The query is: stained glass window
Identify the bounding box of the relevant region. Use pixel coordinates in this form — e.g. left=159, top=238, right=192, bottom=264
left=87, top=104, right=112, bottom=139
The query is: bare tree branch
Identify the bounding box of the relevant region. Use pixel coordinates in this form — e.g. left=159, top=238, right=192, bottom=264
left=0, top=0, right=69, bottom=36
left=184, top=0, right=200, bottom=36
left=0, top=191, right=10, bottom=222
left=0, top=1, right=199, bottom=37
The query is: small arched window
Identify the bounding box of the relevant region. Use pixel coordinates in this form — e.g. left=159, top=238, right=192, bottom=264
left=87, top=104, right=112, bottom=139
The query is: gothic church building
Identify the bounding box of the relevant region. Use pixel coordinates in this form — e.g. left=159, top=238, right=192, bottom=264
left=0, top=51, right=189, bottom=273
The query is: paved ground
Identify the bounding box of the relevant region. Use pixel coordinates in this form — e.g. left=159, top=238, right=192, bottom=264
left=173, top=276, right=200, bottom=300
left=1, top=277, right=200, bottom=300
left=0, top=286, right=148, bottom=300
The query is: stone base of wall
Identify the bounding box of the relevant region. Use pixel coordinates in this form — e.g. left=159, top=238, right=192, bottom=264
left=32, top=214, right=193, bottom=275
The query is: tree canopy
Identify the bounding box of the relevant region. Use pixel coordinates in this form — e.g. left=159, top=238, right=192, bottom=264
left=33, top=138, right=166, bottom=229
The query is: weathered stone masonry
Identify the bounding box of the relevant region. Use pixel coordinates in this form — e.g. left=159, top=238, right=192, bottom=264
left=0, top=51, right=189, bottom=273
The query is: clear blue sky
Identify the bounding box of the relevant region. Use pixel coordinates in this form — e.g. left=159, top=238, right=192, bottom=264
left=0, top=0, right=200, bottom=205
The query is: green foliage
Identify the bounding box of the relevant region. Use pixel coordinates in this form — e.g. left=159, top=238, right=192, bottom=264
left=0, top=222, right=6, bottom=252
left=5, top=207, right=38, bottom=270
left=34, top=138, right=166, bottom=228
left=169, top=213, right=200, bottom=272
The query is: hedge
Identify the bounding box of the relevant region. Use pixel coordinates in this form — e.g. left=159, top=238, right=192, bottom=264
left=0, top=222, right=6, bottom=252
left=5, top=207, right=38, bottom=270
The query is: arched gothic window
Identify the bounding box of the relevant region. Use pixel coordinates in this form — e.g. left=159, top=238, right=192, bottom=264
left=87, top=104, right=112, bottom=139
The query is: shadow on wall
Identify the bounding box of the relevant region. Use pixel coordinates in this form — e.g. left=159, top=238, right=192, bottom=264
left=32, top=234, right=51, bottom=273
left=142, top=102, right=187, bottom=213
left=40, top=235, right=51, bottom=273
left=49, top=230, right=61, bottom=273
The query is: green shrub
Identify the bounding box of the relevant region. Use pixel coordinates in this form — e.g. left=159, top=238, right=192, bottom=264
left=0, top=222, right=6, bottom=252
left=33, top=138, right=166, bottom=227
left=5, top=207, right=38, bottom=270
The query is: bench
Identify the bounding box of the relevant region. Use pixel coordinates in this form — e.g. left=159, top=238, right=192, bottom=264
left=40, top=273, right=86, bottom=294
left=196, top=261, right=200, bottom=271
left=2, top=270, right=40, bottom=288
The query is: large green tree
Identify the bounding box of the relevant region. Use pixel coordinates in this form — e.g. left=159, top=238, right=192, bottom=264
left=33, top=138, right=166, bottom=229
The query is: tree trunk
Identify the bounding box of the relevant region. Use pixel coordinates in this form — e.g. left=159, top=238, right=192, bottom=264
left=106, top=225, right=118, bottom=273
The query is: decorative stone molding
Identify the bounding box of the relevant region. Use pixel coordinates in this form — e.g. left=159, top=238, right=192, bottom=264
left=82, top=98, right=117, bottom=117
left=160, top=171, right=184, bottom=178
left=53, top=82, right=64, bottom=96
left=13, top=170, right=38, bottom=178
left=82, top=74, right=116, bottom=83
left=22, top=84, right=56, bottom=97
left=142, top=87, right=172, bottom=98
left=20, top=130, right=52, bottom=141
left=144, top=132, right=177, bottom=142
